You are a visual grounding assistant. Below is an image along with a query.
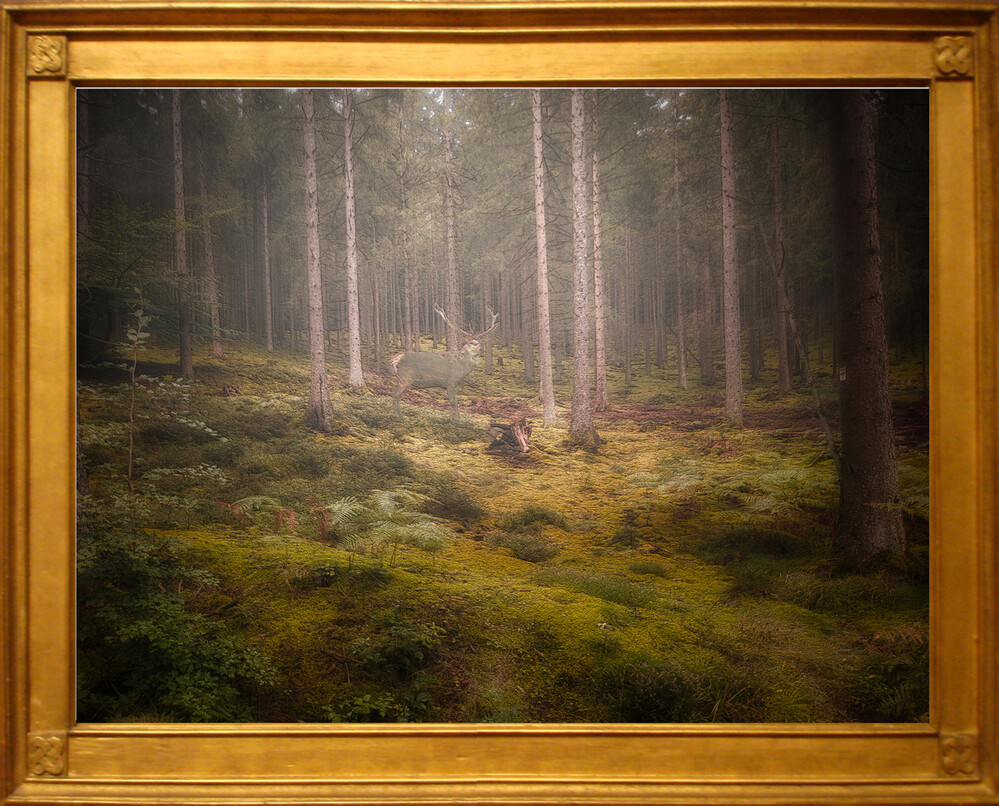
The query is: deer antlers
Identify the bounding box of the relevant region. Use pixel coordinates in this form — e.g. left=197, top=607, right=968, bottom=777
left=434, top=304, right=499, bottom=343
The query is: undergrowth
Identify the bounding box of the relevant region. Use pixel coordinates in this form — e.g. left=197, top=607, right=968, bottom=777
left=76, top=340, right=931, bottom=724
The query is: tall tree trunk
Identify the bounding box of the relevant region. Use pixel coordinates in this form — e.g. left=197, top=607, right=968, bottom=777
left=698, top=258, right=715, bottom=386
left=830, top=89, right=904, bottom=566
left=720, top=89, right=742, bottom=425
left=591, top=100, right=609, bottom=411
left=260, top=174, right=274, bottom=353
left=197, top=151, right=225, bottom=359
left=301, top=88, right=335, bottom=432
left=674, top=150, right=688, bottom=390
left=532, top=90, right=557, bottom=426
left=442, top=89, right=461, bottom=350
left=521, top=257, right=535, bottom=382
left=343, top=89, right=365, bottom=388
left=395, top=102, right=417, bottom=351
left=172, top=90, right=194, bottom=378
left=568, top=89, right=595, bottom=444
left=242, top=179, right=251, bottom=339
left=624, top=231, right=633, bottom=388
left=772, top=118, right=792, bottom=392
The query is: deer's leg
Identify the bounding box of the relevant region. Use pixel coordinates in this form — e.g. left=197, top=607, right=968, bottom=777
left=447, top=385, right=460, bottom=421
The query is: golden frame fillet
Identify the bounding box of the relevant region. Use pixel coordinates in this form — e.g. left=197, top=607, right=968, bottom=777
left=1, top=2, right=996, bottom=804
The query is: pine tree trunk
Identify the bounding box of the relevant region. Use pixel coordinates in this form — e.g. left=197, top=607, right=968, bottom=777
left=442, top=90, right=461, bottom=350
left=343, top=89, right=365, bottom=388
left=261, top=174, right=274, bottom=353
left=568, top=89, right=595, bottom=444
left=720, top=89, right=742, bottom=425
left=532, top=90, right=557, bottom=426
left=172, top=90, right=194, bottom=378
left=674, top=151, right=688, bottom=390
left=772, top=118, right=792, bottom=392
left=830, top=89, right=905, bottom=566
left=198, top=152, right=225, bottom=359
left=301, top=89, right=335, bottom=432
left=698, top=258, right=715, bottom=386
left=591, top=105, right=609, bottom=411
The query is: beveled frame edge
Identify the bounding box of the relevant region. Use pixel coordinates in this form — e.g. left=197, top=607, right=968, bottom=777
left=0, top=2, right=997, bottom=804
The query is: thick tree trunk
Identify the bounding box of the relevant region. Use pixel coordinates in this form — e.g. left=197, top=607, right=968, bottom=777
left=172, top=90, right=194, bottom=378
left=301, top=89, right=335, bottom=432
left=720, top=89, right=742, bottom=425
left=532, top=90, right=557, bottom=426
left=568, top=89, right=595, bottom=445
left=343, top=89, right=365, bottom=389
left=830, top=89, right=905, bottom=566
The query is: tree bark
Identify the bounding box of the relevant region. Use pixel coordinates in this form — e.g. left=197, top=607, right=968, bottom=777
left=532, top=90, right=557, bottom=426
left=720, top=89, right=742, bottom=425
left=591, top=98, right=609, bottom=411
left=772, top=118, right=792, bottom=393
left=197, top=152, right=225, bottom=359
left=568, top=89, right=595, bottom=444
left=172, top=90, right=194, bottom=378
left=343, top=89, right=365, bottom=389
left=674, top=149, right=688, bottom=390
left=301, top=89, right=335, bottom=432
left=261, top=174, right=274, bottom=353
left=829, top=89, right=905, bottom=566
left=442, top=89, right=461, bottom=350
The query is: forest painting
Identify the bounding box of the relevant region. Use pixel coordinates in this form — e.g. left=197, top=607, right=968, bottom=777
left=76, top=88, right=929, bottom=724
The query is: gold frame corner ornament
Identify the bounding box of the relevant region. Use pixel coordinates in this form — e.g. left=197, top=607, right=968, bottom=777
left=26, top=34, right=67, bottom=78
left=939, top=733, right=979, bottom=777
left=27, top=734, right=67, bottom=777
left=933, top=35, right=974, bottom=78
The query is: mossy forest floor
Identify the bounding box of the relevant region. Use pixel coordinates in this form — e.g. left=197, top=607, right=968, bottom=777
left=77, top=339, right=930, bottom=723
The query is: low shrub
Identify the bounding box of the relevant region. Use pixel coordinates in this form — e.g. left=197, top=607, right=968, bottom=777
left=499, top=504, right=568, bottom=533
left=628, top=559, right=669, bottom=578
left=534, top=567, right=653, bottom=608
left=487, top=531, right=560, bottom=563
left=421, top=472, right=486, bottom=524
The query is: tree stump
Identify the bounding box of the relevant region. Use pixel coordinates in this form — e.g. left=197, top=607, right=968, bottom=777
left=488, top=417, right=531, bottom=454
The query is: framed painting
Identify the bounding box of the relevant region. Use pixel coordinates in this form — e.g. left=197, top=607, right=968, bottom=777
left=1, top=2, right=996, bottom=805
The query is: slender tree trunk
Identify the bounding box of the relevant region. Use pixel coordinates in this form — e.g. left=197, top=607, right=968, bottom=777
left=172, top=90, right=194, bottom=378
left=342, top=89, right=365, bottom=388
left=532, top=90, right=557, bottom=426
left=772, top=118, right=792, bottom=392
left=569, top=89, right=595, bottom=444
left=674, top=151, right=688, bottom=390
left=591, top=101, right=609, bottom=411
left=624, top=231, right=634, bottom=388
left=197, top=152, right=225, bottom=359
left=698, top=258, right=715, bottom=386
left=830, top=89, right=905, bottom=565
left=720, top=89, right=742, bottom=425
left=260, top=174, right=274, bottom=353
left=395, top=102, right=417, bottom=352
left=301, top=89, right=335, bottom=432
left=521, top=257, right=535, bottom=382
left=242, top=179, right=250, bottom=339
left=442, top=90, right=461, bottom=350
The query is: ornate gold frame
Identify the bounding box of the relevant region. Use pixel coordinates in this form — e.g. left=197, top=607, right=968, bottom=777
left=1, top=2, right=996, bottom=804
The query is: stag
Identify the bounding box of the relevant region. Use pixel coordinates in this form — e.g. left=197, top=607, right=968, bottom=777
left=390, top=306, right=498, bottom=420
